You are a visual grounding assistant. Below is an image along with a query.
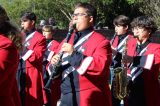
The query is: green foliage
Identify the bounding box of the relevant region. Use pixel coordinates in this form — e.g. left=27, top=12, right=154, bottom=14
left=1, top=0, right=29, bottom=24
left=138, top=0, right=160, bottom=29
left=0, top=0, right=159, bottom=30
left=127, top=0, right=136, bottom=4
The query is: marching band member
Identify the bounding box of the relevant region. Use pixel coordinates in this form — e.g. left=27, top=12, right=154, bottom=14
left=0, top=5, right=22, bottom=106
left=126, top=16, right=160, bottom=106
left=49, top=2, right=112, bottom=106
left=17, top=12, right=47, bottom=106
left=110, top=15, right=133, bottom=106
left=42, top=25, right=59, bottom=83
left=42, top=25, right=60, bottom=106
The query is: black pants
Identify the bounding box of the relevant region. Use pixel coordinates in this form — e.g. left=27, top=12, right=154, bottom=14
left=59, top=92, right=80, bottom=106
left=127, top=78, right=146, bottom=106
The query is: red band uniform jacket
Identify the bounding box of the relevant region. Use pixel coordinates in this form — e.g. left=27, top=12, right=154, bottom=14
left=43, top=39, right=60, bottom=106
left=0, top=34, right=21, bottom=106
left=49, top=31, right=112, bottom=106
left=18, top=31, right=47, bottom=106
left=111, top=34, right=133, bottom=68
left=127, top=39, right=160, bottom=106
left=43, top=40, right=59, bottom=79
left=110, top=34, right=133, bottom=106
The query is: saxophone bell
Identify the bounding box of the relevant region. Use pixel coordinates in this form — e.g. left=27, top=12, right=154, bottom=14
left=112, top=37, right=129, bottom=100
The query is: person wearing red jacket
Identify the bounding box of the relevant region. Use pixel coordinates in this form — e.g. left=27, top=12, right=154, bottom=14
left=17, top=12, right=47, bottom=106
left=125, top=16, right=160, bottom=106
left=0, top=5, right=22, bottom=106
left=42, top=25, right=60, bottom=106
left=48, top=2, right=112, bottom=106
left=42, top=25, right=59, bottom=83
left=110, top=15, right=133, bottom=106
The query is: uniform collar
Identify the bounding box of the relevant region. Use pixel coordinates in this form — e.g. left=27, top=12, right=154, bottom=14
left=76, top=27, right=93, bottom=38
left=137, top=39, right=151, bottom=51
left=26, top=28, right=36, bottom=36
left=117, top=33, right=128, bottom=40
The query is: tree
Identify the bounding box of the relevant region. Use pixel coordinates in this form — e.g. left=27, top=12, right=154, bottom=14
left=1, top=0, right=159, bottom=30
left=1, top=0, right=73, bottom=29
left=1, top=0, right=31, bottom=26
left=138, top=0, right=160, bottom=29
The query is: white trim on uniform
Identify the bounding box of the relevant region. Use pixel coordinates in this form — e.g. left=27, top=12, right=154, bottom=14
left=144, top=54, right=154, bottom=70
left=22, top=50, right=34, bottom=61
left=77, top=56, right=93, bottom=75
left=47, top=51, right=54, bottom=61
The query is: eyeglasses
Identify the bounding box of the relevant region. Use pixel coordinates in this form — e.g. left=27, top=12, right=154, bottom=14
left=72, top=13, right=89, bottom=18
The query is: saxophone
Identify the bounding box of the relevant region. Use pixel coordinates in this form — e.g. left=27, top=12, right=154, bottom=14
left=112, top=37, right=129, bottom=100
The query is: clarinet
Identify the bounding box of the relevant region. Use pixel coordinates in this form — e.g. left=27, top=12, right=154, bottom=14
left=44, top=24, right=76, bottom=92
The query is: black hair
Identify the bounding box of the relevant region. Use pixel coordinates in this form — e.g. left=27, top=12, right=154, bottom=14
left=0, top=5, right=9, bottom=23
left=0, top=5, right=22, bottom=50
left=131, top=16, right=157, bottom=34
left=113, top=15, right=130, bottom=27
left=21, top=12, right=37, bottom=22
left=75, top=2, right=97, bottom=25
